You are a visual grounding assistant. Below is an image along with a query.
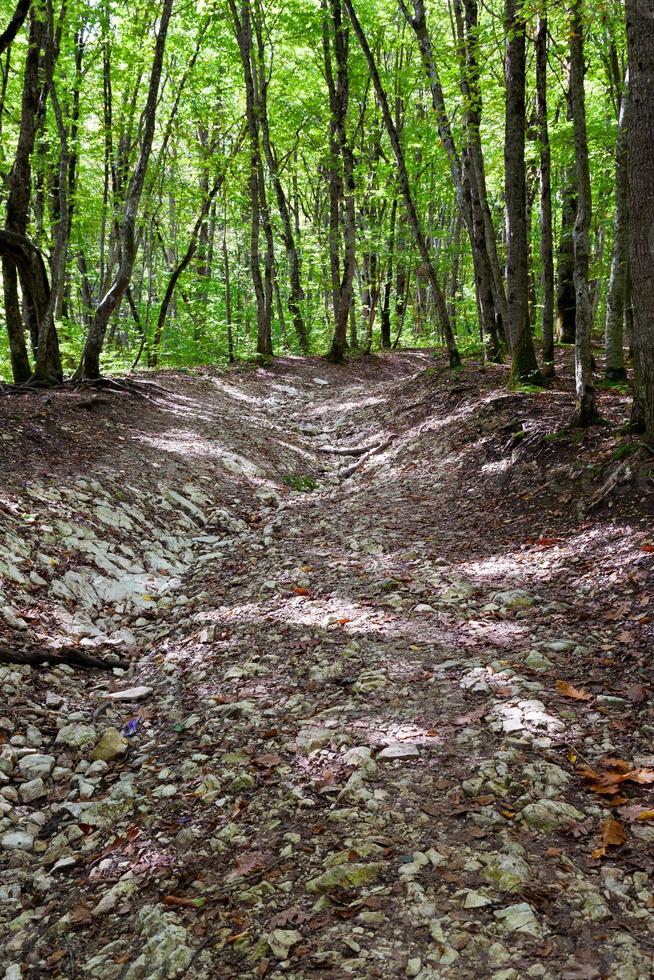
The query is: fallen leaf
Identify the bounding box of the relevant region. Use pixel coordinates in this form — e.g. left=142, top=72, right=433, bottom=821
left=46, top=950, right=67, bottom=967
left=592, top=817, right=627, bottom=858
left=254, top=753, right=282, bottom=768
left=268, top=907, right=311, bottom=930
left=228, top=850, right=273, bottom=880
left=163, top=896, right=207, bottom=909
left=556, top=680, right=593, bottom=701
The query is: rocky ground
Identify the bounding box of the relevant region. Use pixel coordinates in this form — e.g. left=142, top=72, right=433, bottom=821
left=0, top=351, right=653, bottom=979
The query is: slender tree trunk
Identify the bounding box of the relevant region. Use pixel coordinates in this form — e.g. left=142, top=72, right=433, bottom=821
left=380, top=196, right=397, bottom=349
left=228, top=0, right=271, bottom=356
left=74, top=0, right=173, bottom=381
left=324, top=0, right=356, bottom=363
left=253, top=5, right=309, bottom=353
left=344, top=0, right=460, bottom=366
left=401, top=0, right=500, bottom=361
left=504, top=0, right=541, bottom=383
left=458, top=0, right=509, bottom=336
left=3, top=8, right=44, bottom=383
left=569, top=0, right=597, bottom=424
left=626, top=0, right=654, bottom=435
left=0, top=0, right=31, bottom=57
left=222, top=216, right=234, bottom=363
left=604, top=73, right=629, bottom=382
left=536, top=9, right=554, bottom=376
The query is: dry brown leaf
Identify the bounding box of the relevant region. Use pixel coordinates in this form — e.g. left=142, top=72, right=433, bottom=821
left=592, top=817, right=627, bottom=858
left=228, top=849, right=273, bottom=880
left=254, top=753, right=282, bottom=768
left=556, top=679, right=593, bottom=701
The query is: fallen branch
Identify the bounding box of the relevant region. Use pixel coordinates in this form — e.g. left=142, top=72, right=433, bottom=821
left=340, top=437, right=394, bottom=479
left=585, top=444, right=653, bottom=512
left=0, top=645, right=129, bottom=671
left=318, top=443, right=381, bottom=457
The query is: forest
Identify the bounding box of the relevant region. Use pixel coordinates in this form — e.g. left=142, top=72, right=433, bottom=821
left=0, top=0, right=651, bottom=435
left=1, top=1, right=654, bottom=978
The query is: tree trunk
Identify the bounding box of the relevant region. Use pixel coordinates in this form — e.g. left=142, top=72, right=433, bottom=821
left=2, top=7, right=44, bottom=383
left=604, top=73, right=629, bottom=383
left=253, top=5, right=309, bottom=354
left=569, top=0, right=597, bottom=424
left=626, top=0, right=654, bottom=435
left=0, top=0, right=31, bottom=57
left=536, top=10, right=554, bottom=376
left=228, top=0, right=272, bottom=356
left=458, top=0, right=509, bottom=336
left=344, top=0, right=460, bottom=367
left=380, top=196, right=397, bottom=349
left=402, top=0, right=500, bottom=360
left=504, top=0, right=541, bottom=383
left=324, top=0, right=356, bottom=363
left=74, top=0, right=173, bottom=381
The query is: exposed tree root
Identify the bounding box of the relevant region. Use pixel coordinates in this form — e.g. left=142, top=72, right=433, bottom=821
left=318, top=443, right=382, bottom=457
left=340, top=437, right=394, bottom=478
left=0, top=645, right=130, bottom=671
left=585, top=443, right=654, bottom=512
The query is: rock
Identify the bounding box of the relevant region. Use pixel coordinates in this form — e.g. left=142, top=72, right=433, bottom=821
left=494, top=903, right=542, bottom=938
left=520, top=799, right=584, bottom=832
left=406, top=957, right=422, bottom=977
left=19, top=778, right=46, bottom=803
left=377, top=744, right=420, bottom=761
left=91, top=728, right=128, bottom=762
left=1, top=831, right=34, bottom=852
left=123, top=904, right=193, bottom=979
left=92, top=879, right=137, bottom=917
left=463, top=890, right=494, bottom=909
left=255, top=486, right=281, bottom=508
left=307, top=862, right=384, bottom=893
left=267, top=928, right=303, bottom=960
left=55, top=724, right=97, bottom=750
left=483, top=853, right=531, bottom=892
left=493, top=589, right=536, bottom=610
left=295, top=727, right=334, bottom=755
left=103, top=686, right=153, bottom=702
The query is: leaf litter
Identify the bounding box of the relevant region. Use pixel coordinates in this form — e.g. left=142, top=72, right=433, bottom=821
left=0, top=352, right=653, bottom=977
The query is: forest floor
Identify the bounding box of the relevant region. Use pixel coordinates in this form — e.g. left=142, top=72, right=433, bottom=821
left=0, top=350, right=653, bottom=980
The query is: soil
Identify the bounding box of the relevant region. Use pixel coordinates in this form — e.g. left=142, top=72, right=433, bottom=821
left=0, top=350, right=653, bottom=979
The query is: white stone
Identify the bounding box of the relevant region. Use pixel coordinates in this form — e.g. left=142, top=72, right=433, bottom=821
left=103, top=686, right=153, bottom=702
left=1, top=831, right=34, bottom=852
left=377, top=743, right=420, bottom=761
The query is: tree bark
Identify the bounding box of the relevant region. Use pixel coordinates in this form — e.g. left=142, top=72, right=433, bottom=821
left=324, top=0, right=356, bottom=363
left=504, top=0, right=541, bottom=383
left=401, top=0, right=500, bottom=361
left=536, top=9, right=555, bottom=376
left=457, top=0, right=509, bottom=337
left=73, top=0, right=173, bottom=381
left=253, top=3, right=309, bottom=354
left=228, top=0, right=272, bottom=356
left=344, top=0, right=460, bottom=366
left=604, top=72, right=629, bottom=382
left=0, top=0, right=31, bottom=57
left=2, top=7, right=44, bottom=383
left=626, top=0, right=654, bottom=435
left=569, top=0, right=598, bottom=424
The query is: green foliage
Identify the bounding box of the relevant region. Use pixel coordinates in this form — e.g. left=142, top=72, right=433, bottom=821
left=0, top=0, right=629, bottom=382
left=282, top=474, right=318, bottom=493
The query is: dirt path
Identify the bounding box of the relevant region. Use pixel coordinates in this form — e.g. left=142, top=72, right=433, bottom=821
left=1, top=353, right=653, bottom=979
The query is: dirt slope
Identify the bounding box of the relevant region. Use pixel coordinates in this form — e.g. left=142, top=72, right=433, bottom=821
left=0, top=352, right=653, bottom=979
